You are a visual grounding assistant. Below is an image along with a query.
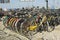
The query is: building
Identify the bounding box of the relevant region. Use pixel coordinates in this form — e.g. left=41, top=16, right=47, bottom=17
left=0, top=0, right=60, bottom=9
left=0, top=0, right=10, bottom=3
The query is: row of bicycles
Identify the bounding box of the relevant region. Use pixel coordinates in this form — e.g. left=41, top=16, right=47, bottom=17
left=3, top=12, right=60, bottom=39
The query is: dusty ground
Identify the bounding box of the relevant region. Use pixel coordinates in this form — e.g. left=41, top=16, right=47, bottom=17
left=31, top=25, right=60, bottom=40
left=0, top=21, right=60, bottom=40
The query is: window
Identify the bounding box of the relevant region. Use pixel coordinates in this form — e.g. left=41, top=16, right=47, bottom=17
left=20, top=0, right=35, bottom=2
left=0, top=0, right=10, bottom=3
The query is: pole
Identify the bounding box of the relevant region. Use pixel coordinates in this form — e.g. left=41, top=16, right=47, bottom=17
left=46, top=0, right=48, bottom=10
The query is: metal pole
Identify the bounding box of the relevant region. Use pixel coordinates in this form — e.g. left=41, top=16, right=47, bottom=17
left=46, top=0, right=48, bottom=10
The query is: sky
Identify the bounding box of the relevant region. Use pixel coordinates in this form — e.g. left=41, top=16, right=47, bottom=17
left=0, top=0, right=60, bottom=9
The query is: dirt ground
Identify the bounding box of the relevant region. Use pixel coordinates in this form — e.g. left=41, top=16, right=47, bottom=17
left=0, top=21, right=60, bottom=40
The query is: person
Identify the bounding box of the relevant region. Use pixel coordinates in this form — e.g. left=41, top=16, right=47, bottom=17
left=40, top=14, right=47, bottom=26
left=0, top=12, right=4, bottom=21
left=36, top=13, right=42, bottom=24
left=28, top=14, right=32, bottom=18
